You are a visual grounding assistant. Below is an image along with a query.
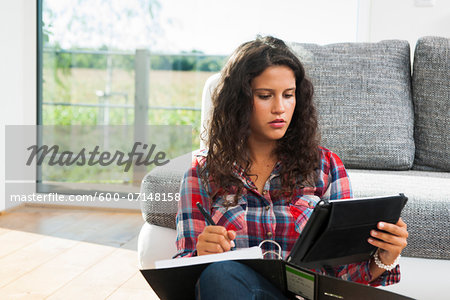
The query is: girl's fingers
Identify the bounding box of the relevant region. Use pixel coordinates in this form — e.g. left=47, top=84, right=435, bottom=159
left=199, top=241, right=225, bottom=254
left=227, top=230, right=237, bottom=240
left=370, top=230, right=408, bottom=248
left=199, top=232, right=232, bottom=252
left=197, top=226, right=235, bottom=255
left=368, top=219, right=409, bottom=261
left=367, top=237, right=400, bottom=255
left=377, top=221, right=408, bottom=238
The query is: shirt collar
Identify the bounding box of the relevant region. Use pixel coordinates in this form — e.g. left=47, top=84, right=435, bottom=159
left=196, top=149, right=282, bottom=190
left=232, top=160, right=282, bottom=190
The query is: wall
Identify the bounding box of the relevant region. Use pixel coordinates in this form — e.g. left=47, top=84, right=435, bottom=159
left=0, top=0, right=37, bottom=212
left=366, top=0, right=449, bottom=47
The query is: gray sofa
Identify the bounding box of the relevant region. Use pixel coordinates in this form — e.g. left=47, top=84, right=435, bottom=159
left=138, top=36, right=450, bottom=300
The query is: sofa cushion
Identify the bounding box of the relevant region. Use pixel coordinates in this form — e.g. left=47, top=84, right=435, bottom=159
left=347, top=169, right=450, bottom=260
left=412, top=36, right=450, bottom=172
left=290, top=40, right=414, bottom=170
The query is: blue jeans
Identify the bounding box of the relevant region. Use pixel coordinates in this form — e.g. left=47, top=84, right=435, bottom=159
left=195, top=261, right=289, bottom=300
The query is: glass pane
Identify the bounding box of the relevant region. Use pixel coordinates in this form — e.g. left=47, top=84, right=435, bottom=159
left=40, top=0, right=359, bottom=197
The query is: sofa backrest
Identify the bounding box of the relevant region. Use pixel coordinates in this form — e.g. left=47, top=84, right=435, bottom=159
left=412, top=36, right=450, bottom=172
left=291, top=40, right=414, bottom=170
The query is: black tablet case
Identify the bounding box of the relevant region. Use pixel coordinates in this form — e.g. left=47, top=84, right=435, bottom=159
left=287, top=194, right=408, bottom=268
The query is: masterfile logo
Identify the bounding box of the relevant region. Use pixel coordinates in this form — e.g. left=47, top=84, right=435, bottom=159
left=6, top=125, right=191, bottom=182
left=25, top=142, right=170, bottom=172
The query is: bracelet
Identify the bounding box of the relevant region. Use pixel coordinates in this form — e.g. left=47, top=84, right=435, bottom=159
left=373, top=249, right=400, bottom=271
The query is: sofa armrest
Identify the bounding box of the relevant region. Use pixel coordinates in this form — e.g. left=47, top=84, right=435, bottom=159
left=138, top=223, right=177, bottom=269
left=139, top=151, right=193, bottom=230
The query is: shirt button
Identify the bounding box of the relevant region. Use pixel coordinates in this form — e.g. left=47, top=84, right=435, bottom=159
left=265, top=206, right=270, bottom=211
left=262, top=190, right=268, bottom=195
left=266, top=232, right=273, bottom=238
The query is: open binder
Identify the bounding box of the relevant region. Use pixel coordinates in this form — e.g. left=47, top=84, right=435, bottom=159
left=141, top=194, right=410, bottom=300
left=141, top=258, right=413, bottom=300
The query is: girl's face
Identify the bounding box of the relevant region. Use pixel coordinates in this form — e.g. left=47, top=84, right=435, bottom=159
left=249, top=65, right=296, bottom=144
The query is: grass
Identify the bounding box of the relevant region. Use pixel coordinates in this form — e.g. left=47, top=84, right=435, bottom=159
left=43, top=68, right=216, bottom=148
left=43, top=68, right=213, bottom=107
left=41, top=68, right=214, bottom=184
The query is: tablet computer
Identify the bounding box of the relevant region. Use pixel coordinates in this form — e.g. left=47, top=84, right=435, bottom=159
left=287, top=194, right=408, bottom=268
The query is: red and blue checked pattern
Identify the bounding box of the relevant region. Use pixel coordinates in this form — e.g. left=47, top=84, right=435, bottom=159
left=174, top=147, right=400, bottom=286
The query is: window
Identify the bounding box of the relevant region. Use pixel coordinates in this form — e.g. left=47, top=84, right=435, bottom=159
left=38, top=0, right=359, bottom=199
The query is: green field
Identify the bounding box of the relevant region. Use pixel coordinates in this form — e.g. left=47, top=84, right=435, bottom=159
left=43, top=68, right=216, bottom=148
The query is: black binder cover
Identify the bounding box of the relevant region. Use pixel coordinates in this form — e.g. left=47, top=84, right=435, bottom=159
left=287, top=194, right=408, bottom=268
left=140, top=259, right=288, bottom=300
left=316, top=273, right=414, bottom=300
left=140, top=259, right=414, bottom=300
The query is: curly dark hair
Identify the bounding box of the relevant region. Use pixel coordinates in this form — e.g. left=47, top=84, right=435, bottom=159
left=202, top=35, right=320, bottom=204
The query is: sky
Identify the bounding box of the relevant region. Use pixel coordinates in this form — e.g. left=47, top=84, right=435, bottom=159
left=44, top=0, right=359, bottom=55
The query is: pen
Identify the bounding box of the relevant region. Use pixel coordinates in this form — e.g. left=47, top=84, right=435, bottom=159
left=196, top=202, right=216, bottom=225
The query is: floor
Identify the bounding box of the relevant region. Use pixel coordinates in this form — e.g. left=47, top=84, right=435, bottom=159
left=0, top=204, right=160, bottom=299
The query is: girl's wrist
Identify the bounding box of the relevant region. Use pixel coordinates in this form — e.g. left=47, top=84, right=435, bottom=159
left=373, top=249, right=400, bottom=271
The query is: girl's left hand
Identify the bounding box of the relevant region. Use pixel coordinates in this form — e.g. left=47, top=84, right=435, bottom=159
left=368, top=217, right=408, bottom=265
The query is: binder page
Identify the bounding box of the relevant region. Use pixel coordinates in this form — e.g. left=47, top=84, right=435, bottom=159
left=155, top=246, right=263, bottom=269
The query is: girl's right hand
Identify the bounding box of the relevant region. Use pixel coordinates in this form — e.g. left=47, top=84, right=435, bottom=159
left=196, top=226, right=236, bottom=256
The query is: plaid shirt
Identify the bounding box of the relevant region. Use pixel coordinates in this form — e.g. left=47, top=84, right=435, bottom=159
left=174, top=147, right=400, bottom=286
